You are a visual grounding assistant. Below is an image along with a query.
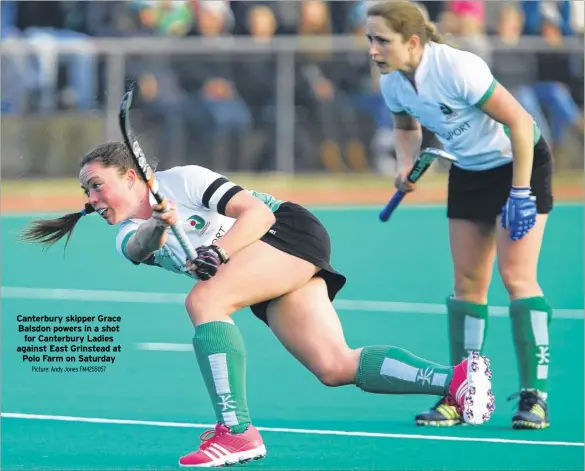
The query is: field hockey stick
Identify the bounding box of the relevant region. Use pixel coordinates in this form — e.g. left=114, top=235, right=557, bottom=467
left=119, top=85, right=198, bottom=262
left=379, top=147, right=458, bottom=222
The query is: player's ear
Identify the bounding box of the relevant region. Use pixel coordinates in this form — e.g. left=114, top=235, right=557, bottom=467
left=407, top=34, right=420, bottom=50
left=126, top=167, right=137, bottom=189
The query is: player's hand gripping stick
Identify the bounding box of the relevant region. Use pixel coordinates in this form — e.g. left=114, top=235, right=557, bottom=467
left=379, top=147, right=458, bottom=222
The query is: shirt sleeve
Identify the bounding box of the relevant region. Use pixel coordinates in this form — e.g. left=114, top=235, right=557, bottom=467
left=379, top=73, right=407, bottom=114
left=179, top=165, right=244, bottom=215
left=116, top=220, right=140, bottom=265
left=448, top=48, right=497, bottom=107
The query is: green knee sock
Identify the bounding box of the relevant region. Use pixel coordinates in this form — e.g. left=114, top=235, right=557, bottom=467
left=510, top=297, right=552, bottom=396
left=192, top=321, right=251, bottom=434
left=447, top=297, right=489, bottom=364
left=355, top=346, right=453, bottom=396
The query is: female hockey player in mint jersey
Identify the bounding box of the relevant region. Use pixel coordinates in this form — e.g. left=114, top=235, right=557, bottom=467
left=366, top=1, right=553, bottom=430
left=22, top=141, right=495, bottom=467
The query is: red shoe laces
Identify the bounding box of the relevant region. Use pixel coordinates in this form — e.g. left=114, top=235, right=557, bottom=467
left=198, top=426, right=227, bottom=450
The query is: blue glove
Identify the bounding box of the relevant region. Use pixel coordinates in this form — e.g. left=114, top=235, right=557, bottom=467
left=501, top=187, right=537, bottom=241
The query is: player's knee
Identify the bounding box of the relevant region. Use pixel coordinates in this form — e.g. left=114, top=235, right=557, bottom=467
left=312, top=350, right=357, bottom=387
left=185, top=284, right=238, bottom=324
left=454, top=273, right=489, bottom=305
left=185, top=289, right=209, bottom=323
left=499, top=268, right=539, bottom=298
left=314, top=365, right=350, bottom=387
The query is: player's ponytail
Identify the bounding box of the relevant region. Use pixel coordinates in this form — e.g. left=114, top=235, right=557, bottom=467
left=20, top=203, right=95, bottom=249
left=20, top=141, right=144, bottom=250
left=424, top=21, right=442, bottom=44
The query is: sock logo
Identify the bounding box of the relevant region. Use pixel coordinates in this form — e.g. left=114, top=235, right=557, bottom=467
left=536, top=345, right=550, bottom=380
left=536, top=345, right=550, bottom=365
left=417, top=367, right=434, bottom=385
left=529, top=309, right=550, bottom=381
left=218, top=394, right=237, bottom=412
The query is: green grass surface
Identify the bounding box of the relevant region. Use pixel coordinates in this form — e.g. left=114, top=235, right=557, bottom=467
left=2, top=170, right=583, bottom=197
left=1, top=205, right=583, bottom=470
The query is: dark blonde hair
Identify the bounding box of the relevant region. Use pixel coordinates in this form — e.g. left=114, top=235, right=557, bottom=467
left=367, top=1, right=442, bottom=44
left=20, top=142, right=145, bottom=249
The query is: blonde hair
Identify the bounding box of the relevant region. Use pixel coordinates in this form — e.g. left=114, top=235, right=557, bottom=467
left=367, top=1, right=442, bottom=44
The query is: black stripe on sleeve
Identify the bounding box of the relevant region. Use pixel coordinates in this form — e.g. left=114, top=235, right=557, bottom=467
left=217, top=186, right=244, bottom=216
left=202, top=177, right=228, bottom=209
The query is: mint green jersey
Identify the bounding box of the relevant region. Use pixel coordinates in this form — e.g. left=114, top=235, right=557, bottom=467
left=380, top=42, right=541, bottom=171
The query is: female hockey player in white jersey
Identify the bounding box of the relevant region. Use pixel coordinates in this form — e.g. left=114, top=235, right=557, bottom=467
left=366, top=1, right=553, bottom=430
left=22, top=141, right=495, bottom=467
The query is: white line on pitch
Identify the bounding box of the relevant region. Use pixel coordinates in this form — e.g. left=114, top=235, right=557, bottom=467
left=1, top=287, right=583, bottom=319
left=1, top=412, right=583, bottom=448
left=137, top=343, right=193, bottom=352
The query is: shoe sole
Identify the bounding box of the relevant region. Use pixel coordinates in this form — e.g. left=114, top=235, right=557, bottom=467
left=457, top=352, right=495, bottom=426
left=179, top=445, right=267, bottom=468
left=415, top=419, right=463, bottom=427
left=512, top=420, right=550, bottom=430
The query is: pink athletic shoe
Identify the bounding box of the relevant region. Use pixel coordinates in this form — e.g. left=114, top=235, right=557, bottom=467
left=449, top=351, right=495, bottom=425
left=179, top=423, right=266, bottom=468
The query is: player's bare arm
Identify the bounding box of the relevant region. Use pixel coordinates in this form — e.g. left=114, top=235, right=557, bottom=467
left=126, top=205, right=175, bottom=262
left=478, top=83, right=535, bottom=188
left=393, top=112, right=422, bottom=192
left=213, top=190, right=276, bottom=258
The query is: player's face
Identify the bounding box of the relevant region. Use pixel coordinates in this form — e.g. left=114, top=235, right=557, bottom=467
left=79, top=162, right=136, bottom=225
left=366, top=16, right=412, bottom=73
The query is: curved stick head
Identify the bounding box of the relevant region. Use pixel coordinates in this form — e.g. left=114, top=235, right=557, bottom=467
left=118, top=85, right=155, bottom=188
left=420, top=147, right=458, bottom=163
left=120, top=90, right=133, bottom=114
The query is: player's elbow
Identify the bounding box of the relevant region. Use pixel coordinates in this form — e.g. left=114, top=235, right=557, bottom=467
left=130, top=222, right=167, bottom=261
left=126, top=235, right=154, bottom=263
left=506, top=110, right=535, bottom=139
left=236, top=203, right=276, bottom=234
left=254, top=204, right=276, bottom=229
left=267, top=209, right=277, bottom=227
left=224, top=192, right=276, bottom=228
left=512, top=108, right=534, bottom=128
left=393, top=113, right=421, bottom=131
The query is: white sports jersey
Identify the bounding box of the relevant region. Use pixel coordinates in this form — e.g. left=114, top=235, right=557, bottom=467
left=115, top=165, right=282, bottom=278
left=380, top=42, right=541, bottom=171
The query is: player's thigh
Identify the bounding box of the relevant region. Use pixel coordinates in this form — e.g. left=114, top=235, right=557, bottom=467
left=496, top=214, right=548, bottom=299
left=449, top=218, right=497, bottom=303
left=185, top=240, right=319, bottom=325
left=266, top=277, right=358, bottom=387
left=495, top=137, right=553, bottom=298
left=447, top=163, right=509, bottom=302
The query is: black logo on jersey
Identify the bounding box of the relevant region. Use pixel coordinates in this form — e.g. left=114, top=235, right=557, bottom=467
left=212, top=226, right=227, bottom=245
left=440, top=121, right=471, bottom=141
left=439, top=103, right=454, bottom=115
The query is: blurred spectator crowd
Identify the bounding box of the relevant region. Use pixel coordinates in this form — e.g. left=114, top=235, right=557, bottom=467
left=1, top=0, right=583, bottom=173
